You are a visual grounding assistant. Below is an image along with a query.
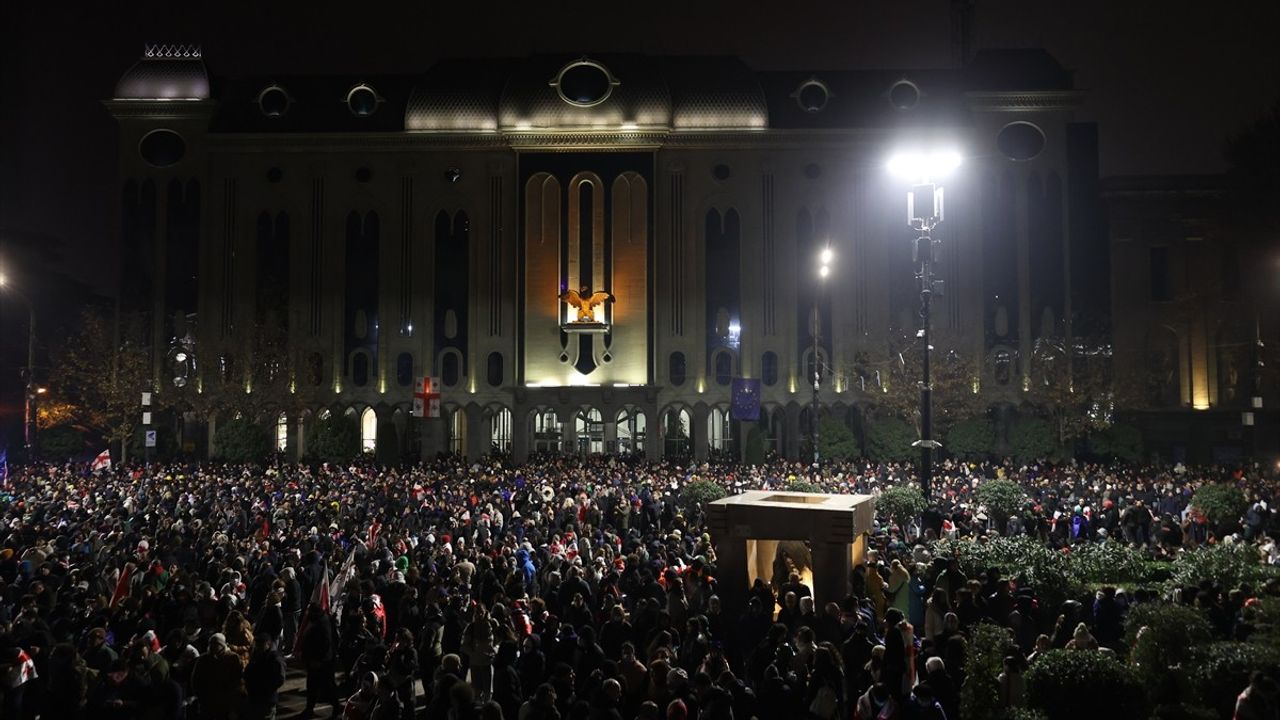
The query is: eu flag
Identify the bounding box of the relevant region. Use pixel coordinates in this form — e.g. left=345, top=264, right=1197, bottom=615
left=730, top=378, right=762, bottom=421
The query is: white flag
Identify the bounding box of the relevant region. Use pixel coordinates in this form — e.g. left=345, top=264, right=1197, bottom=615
left=328, top=549, right=359, bottom=619
left=91, top=450, right=112, bottom=472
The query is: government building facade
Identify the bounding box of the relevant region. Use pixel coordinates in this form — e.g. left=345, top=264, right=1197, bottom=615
left=108, top=45, right=1117, bottom=462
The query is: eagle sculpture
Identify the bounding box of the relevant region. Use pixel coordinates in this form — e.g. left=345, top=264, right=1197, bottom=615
left=559, top=285, right=615, bottom=322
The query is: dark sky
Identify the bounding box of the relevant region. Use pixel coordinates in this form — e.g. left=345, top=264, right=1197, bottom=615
left=1, top=0, right=1278, bottom=301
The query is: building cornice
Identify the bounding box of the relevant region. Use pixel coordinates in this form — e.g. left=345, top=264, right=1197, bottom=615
left=963, top=90, right=1084, bottom=112
left=103, top=99, right=218, bottom=121
left=203, top=127, right=902, bottom=153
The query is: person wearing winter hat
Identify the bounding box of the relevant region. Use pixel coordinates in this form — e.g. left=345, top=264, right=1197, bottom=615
left=191, top=632, right=245, bottom=720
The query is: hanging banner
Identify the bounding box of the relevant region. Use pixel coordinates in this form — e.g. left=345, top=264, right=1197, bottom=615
left=730, top=377, right=762, bottom=421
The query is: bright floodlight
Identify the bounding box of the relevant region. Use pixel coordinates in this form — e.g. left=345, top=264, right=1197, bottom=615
left=886, top=149, right=963, bottom=180
left=819, top=264, right=830, bottom=278
left=0, top=273, right=7, bottom=287
left=820, top=247, right=834, bottom=264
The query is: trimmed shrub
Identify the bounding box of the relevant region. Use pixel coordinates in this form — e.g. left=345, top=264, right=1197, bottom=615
left=817, top=413, right=860, bottom=460
left=1168, top=543, right=1280, bottom=591
left=1066, top=542, right=1157, bottom=586
left=213, top=417, right=271, bottom=462
left=1190, top=483, right=1249, bottom=527
left=38, top=425, right=85, bottom=461
left=744, top=426, right=766, bottom=465
left=1007, top=416, right=1056, bottom=463
left=934, top=536, right=1078, bottom=610
left=865, top=415, right=916, bottom=463
left=306, top=414, right=360, bottom=464
left=975, top=478, right=1027, bottom=523
left=1089, top=423, right=1143, bottom=463
left=876, top=485, right=927, bottom=527
left=785, top=479, right=822, bottom=493
left=682, top=479, right=727, bottom=515
left=946, top=416, right=996, bottom=460
left=960, top=623, right=1016, bottom=720
left=1185, top=642, right=1280, bottom=719
left=1123, top=602, right=1213, bottom=702
left=1025, top=650, right=1145, bottom=720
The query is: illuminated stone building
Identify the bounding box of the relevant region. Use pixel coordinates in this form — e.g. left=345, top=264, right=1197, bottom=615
left=108, top=44, right=1112, bottom=461
left=1105, top=175, right=1278, bottom=462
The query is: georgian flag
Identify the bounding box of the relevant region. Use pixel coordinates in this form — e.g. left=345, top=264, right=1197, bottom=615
left=91, top=450, right=112, bottom=472
left=5, top=648, right=36, bottom=687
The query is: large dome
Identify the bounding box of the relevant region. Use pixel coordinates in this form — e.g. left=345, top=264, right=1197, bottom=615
left=114, top=45, right=210, bottom=100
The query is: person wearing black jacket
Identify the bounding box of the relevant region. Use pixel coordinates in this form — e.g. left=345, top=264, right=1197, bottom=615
left=243, top=636, right=286, bottom=720
left=386, top=627, right=419, bottom=720
left=299, top=604, right=339, bottom=719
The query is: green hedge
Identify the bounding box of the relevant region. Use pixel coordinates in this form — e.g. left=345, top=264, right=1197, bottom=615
left=1168, top=543, right=1280, bottom=591
left=934, top=536, right=1077, bottom=609
left=876, top=485, right=927, bottom=527
left=1025, top=650, right=1145, bottom=720
left=214, top=417, right=271, bottom=462
left=681, top=479, right=728, bottom=515
left=1123, top=602, right=1213, bottom=703
left=865, top=415, right=916, bottom=463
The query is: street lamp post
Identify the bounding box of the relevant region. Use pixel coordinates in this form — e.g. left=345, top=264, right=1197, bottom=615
left=813, top=246, right=833, bottom=466
left=0, top=273, right=36, bottom=458
left=887, top=150, right=961, bottom=501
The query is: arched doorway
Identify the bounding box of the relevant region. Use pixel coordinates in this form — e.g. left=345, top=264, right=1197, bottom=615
left=360, top=407, right=377, bottom=453
left=490, top=406, right=513, bottom=455
left=616, top=406, right=647, bottom=455
left=662, top=405, right=692, bottom=458
left=530, top=407, right=562, bottom=453
left=575, top=407, right=604, bottom=454
left=448, top=406, right=467, bottom=455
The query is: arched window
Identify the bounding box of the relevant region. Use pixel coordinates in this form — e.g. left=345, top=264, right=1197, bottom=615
left=276, top=412, right=288, bottom=452
left=352, top=352, right=370, bottom=387
left=714, top=351, right=733, bottom=386
left=663, top=407, right=691, bottom=457
left=708, top=406, right=731, bottom=453
left=669, top=352, right=687, bottom=387
left=616, top=407, right=646, bottom=454
left=490, top=408, right=512, bottom=454
left=762, top=351, right=779, bottom=387
left=449, top=407, right=467, bottom=455
left=360, top=407, right=377, bottom=453
left=575, top=407, right=604, bottom=454
left=396, top=353, right=413, bottom=387
left=441, top=351, right=461, bottom=387
left=487, top=352, right=504, bottom=387
left=532, top=409, right=562, bottom=453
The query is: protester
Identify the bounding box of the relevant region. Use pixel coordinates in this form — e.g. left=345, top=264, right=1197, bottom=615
left=0, top=454, right=1274, bottom=720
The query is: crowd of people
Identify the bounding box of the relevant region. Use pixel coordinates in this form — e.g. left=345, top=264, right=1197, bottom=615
left=0, top=454, right=1275, bottom=720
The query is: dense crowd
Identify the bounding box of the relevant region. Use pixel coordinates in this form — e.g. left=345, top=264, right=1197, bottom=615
left=0, top=455, right=1276, bottom=720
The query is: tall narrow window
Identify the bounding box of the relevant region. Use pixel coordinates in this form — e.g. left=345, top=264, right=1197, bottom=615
left=360, top=407, right=377, bottom=453
left=276, top=412, right=288, bottom=452
left=396, top=353, right=414, bottom=387
left=490, top=408, right=512, bottom=453
left=762, top=351, right=779, bottom=387
left=669, top=352, right=687, bottom=387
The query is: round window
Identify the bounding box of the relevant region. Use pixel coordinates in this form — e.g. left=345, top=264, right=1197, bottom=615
left=795, top=80, right=830, bottom=113
left=266, top=167, right=283, bottom=183
left=888, top=80, right=920, bottom=110
left=355, top=167, right=372, bottom=183
left=139, top=129, right=185, bottom=167
left=803, top=163, right=822, bottom=180
left=997, top=121, right=1046, bottom=161
left=347, top=84, right=379, bottom=117
left=257, top=85, right=290, bottom=118
left=712, top=164, right=731, bottom=181
left=555, top=60, right=615, bottom=107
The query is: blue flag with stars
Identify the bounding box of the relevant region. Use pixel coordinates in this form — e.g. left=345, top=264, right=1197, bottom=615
left=730, top=378, right=761, bottom=421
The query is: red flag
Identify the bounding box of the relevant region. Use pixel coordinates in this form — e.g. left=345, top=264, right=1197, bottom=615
left=91, top=449, right=112, bottom=472
left=370, top=593, right=387, bottom=637
left=293, top=561, right=330, bottom=656
left=368, top=518, right=382, bottom=547
left=110, top=564, right=134, bottom=608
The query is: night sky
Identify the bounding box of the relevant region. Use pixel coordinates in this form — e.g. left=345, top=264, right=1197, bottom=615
left=0, top=0, right=1277, bottom=445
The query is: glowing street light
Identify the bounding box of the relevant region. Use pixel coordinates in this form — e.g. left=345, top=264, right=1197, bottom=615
left=0, top=269, right=37, bottom=457
left=811, top=243, right=834, bottom=465
left=886, top=147, right=962, bottom=501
